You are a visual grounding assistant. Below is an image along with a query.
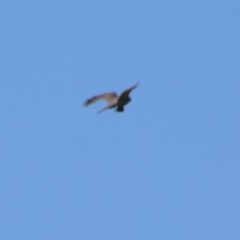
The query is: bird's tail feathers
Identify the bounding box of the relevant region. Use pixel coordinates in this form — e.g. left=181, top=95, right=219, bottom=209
left=98, top=106, right=110, bottom=114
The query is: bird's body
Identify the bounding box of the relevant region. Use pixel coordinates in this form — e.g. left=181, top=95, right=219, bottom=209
left=84, top=82, right=139, bottom=113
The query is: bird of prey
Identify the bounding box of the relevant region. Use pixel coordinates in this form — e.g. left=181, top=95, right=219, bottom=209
left=84, top=82, right=139, bottom=113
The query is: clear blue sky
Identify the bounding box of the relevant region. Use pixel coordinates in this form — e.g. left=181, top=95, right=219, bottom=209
left=1, top=0, right=239, bottom=239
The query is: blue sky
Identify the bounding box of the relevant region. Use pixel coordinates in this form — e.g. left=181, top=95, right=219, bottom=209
left=1, top=0, right=240, bottom=239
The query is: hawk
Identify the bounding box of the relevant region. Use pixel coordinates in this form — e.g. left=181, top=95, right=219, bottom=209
left=84, top=82, right=139, bottom=113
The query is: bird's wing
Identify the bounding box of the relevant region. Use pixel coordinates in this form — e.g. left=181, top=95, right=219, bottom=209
left=118, top=82, right=139, bottom=100
left=84, top=92, right=118, bottom=106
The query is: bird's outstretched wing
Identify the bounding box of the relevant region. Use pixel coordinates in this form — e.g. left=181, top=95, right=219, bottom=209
left=84, top=92, right=118, bottom=106
left=118, top=82, right=139, bottom=100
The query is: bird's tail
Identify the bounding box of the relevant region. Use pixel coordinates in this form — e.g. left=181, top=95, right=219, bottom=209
left=98, top=106, right=110, bottom=114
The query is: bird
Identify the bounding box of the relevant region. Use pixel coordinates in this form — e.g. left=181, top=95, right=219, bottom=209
left=84, top=82, right=139, bottom=113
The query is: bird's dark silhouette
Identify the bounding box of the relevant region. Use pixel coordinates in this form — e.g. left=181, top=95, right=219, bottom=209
left=84, top=82, right=139, bottom=113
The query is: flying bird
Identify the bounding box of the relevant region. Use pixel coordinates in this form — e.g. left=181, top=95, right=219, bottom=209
left=84, top=82, right=139, bottom=113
